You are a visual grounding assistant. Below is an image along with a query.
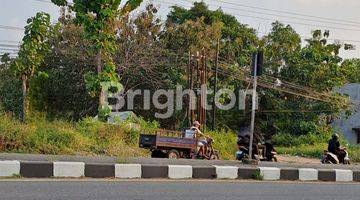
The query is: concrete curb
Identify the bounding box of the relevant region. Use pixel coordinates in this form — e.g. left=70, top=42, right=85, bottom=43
left=0, top=160, right=20, bottom=177
left=53, top=162, right=85, bottom=178
left=115, top=164, right=142, bottom=179
left=168, top=165, right=192, bottom=179
left=0, top=160, right=359, bottom=182
left=214, top=166, right=238, bottom=179
left=259, top=167, right=280, bottom=180
left=298, top=168, right=318, bottom=181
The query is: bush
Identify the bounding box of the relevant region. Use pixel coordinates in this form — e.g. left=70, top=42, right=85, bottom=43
left=273, top=123, right=360, bottom=162
left=207, top=129, right=237, bottom=160
left=275, top=135, right=360, bottom=162
left=0, top=113, right=152, bottom=157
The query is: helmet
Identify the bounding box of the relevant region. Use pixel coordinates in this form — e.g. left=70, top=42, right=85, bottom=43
left=332, top=133, right=339, bottom=140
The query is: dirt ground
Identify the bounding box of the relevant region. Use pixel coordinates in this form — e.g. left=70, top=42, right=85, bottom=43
left=277, top=155, right=320, bottom=164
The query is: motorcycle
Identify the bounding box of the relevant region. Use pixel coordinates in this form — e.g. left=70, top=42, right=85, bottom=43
left=236, top=146, right=250, bottom=161
left=262, top=141, right=278, bottom=162
left=195, top=137, right=220, bottom=160
left=235, top=138, right=278, bottom=162
left=321, top=150, right=351, bottom=164
left=235, top=144, right=260, bottom=161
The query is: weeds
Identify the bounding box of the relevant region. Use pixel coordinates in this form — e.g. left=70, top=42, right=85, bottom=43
left=252, top=170, right=263, bottom=180
left=0, top=113, right=153, bottom=158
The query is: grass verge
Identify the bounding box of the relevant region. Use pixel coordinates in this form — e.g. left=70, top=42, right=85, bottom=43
left=0, top=113, right=154, bottom=158
left=0, top=113, right=237, bottom=160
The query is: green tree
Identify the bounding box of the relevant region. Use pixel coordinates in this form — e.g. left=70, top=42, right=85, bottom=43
left=11, top=12, right=53, bottom=121
left=0, top=53, right=22, bottom=116
left=51, top=0, right=143, bottom=120
left=29, top=8, right=98, bottom=120
left=341, top=58, right=360, bottom=83
left=162, top=2, right=258, bottom=130
left=165, top=2, right=258, bottom=65
left=260, top=23, right=355, bottom=137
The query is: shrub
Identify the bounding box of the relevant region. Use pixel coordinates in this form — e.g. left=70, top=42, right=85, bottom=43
left=0, top=113, right=152, bottom=158
left=207, top=129, right=237, bottom=160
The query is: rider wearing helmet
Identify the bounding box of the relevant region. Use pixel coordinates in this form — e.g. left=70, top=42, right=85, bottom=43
left=328, top=133, right=346, bottom=163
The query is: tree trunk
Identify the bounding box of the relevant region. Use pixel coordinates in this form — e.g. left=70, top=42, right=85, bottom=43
left=21, top=75, right=28, bottom=122
left=96, top=49, right=105, bottom=108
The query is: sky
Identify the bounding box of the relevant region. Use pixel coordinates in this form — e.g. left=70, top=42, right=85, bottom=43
left=1, top=0, right=360, bottom=59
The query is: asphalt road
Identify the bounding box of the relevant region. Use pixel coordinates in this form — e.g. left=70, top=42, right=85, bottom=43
left=0, top=180, right=359, bottom=200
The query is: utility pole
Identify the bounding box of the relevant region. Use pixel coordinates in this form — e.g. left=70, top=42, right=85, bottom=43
left=248, top=50, right=263, bottom=161
left=212, top=39, right=219, bottom=130
left=187, top=51, right=192, bottom=127
left=196, top=51, right=201, bottom=124
left=201, top=49, right=206, bottom=133
left=189, top=52, right=195, bottom=124
left=248, top=52, right=258, bottom=161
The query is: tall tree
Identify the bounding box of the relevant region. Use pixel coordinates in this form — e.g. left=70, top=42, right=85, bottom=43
left=11, top=12, right=53, bottom=121
left=163, top=2, right=258, bottom=129
left=165, top=2, right=258, bottom=65
left=260, top=23, right=355, bottom=137
left=51, top=0, right=143, bottom=120
left=30, top=8, right=98, bottom=120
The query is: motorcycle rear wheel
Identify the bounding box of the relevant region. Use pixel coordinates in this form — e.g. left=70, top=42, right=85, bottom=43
left=209, top=152, right=220, bottom=160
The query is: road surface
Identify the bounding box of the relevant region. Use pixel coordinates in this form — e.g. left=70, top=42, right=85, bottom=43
left=0, top=180, right=359, bottom=200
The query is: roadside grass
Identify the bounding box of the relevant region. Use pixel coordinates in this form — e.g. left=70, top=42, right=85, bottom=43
left=6, top=111, right=360, bottom=162
left=0, top=112, right=238, bottom=160
left=274, top=133, right=360, bottom=163
left=207, top=129, right=238, bottom=160
left=251, top=170, right=263, bottom=180
left=0, top=112, right=152, bottom=158
left=0, top=174, right=22, bottom=179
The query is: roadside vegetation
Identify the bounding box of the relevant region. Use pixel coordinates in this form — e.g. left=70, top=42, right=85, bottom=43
left=273, top=127, right=360, bottom=162
left=0, top=1, right=360, bottom=161
left=0, top=112, right=237, bottom=160
left=0, top=112, right=152, bottom=158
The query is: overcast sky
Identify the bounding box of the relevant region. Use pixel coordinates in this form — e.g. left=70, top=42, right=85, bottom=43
left=1, top=0, right=360, bottom=59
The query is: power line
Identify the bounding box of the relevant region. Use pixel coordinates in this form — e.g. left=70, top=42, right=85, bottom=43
left=215, top=60, right=356, bottom=106
left=0, top=44, right=20, bottom=48
left=0, top=48, right=19, bottom=52
left=206, top=0, right=360, bottom=26
left=258, top=31, right=360, bottom=44
left=0, top=40, right=21, bottom=44
left=33, top=0, right=54, bottom=4
left=0, top=25, right=24, bottom=31
left=182, top=0, right=360, bottom=28
left=158, top=0, right=360, bottom=45
left=158, top=0, right=360, bottom=33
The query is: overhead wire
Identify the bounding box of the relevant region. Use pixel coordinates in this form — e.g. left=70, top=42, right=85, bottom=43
left=181, top=0, right=360, bottom=28
left=157, top=0, right=360, bottom=32
left=205, top=0, right=360, bottom=26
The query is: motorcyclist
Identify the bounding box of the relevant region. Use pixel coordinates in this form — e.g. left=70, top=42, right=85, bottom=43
left=264, top=139, right=277, bottom=162
left=328, top=133, right=346, bottom=163
left=236, top=135, right=259, bottom=159
left=190, top=121, right=209, bottom=159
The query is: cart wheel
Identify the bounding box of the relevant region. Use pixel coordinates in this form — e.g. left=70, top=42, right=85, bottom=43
left=209, top=152, right=220, bottom=160
left=168, top=149, right=180, bottom=159
left=151, top=150, right=164, bottom=158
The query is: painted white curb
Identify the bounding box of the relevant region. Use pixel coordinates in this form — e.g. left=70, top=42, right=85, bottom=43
left=115, top=164, right=142, bottom=178
left=53, top=162, right=85, bottom=177
left=214, top=166, right=238, bottom=179
left=259, top=167, right=280, bottom=180
left=168, top=165, right=192, bottom=179
left=299, top=168, right=318, bottom=181
left=0, top=160, right=20, bottom=177
left=335, top=169, right=353, bottom=182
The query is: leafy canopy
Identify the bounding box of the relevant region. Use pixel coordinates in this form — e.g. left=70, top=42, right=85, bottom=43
left=12, top=12, right=53, bottom=78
